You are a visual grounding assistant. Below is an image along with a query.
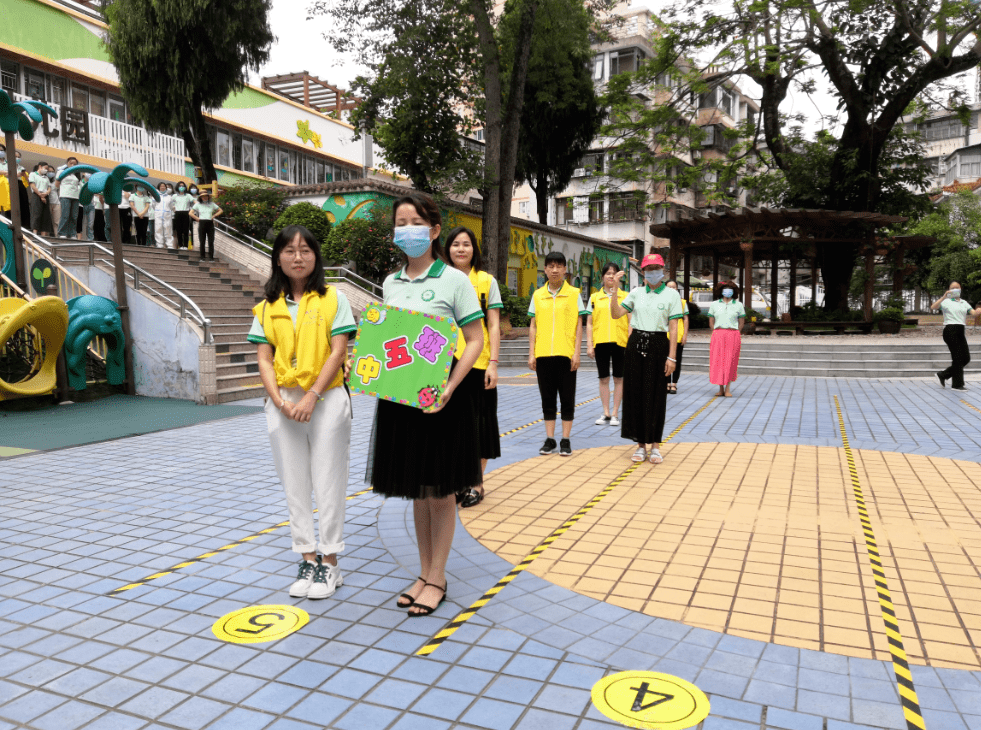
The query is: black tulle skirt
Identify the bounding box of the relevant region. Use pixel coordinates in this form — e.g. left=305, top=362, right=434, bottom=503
left=367, top=360, right=483, bottom=499
left=620, top=330, right=669, bottom=445
left=462, top=366, right=501, bottom=460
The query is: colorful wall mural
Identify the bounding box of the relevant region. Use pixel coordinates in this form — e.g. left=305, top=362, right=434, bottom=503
left=303, top=190, right=629, bottom=299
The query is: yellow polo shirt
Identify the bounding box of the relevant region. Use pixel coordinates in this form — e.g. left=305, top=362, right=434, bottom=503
left=586, top=288, right=629, bottom=347
left=528, top=281, right=588, bottom=359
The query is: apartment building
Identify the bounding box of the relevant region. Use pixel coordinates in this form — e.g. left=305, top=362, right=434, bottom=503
left=512, top=5, right=760, bottom=267
left=1, top=0, right=368, bottom=188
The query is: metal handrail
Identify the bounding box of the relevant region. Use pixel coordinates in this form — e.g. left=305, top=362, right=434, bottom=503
left=213, top=219, right=383, bottom=297
left=39, top=240, right=213, bottom=343
left=214, top=219, right=272, bottom=254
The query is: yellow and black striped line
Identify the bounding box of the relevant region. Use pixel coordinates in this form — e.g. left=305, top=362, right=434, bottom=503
left=833, top=396, right=926, bottom=730
left=107, top=488, right=375, bottom=595
left=960, top=398, right=981, bottom=415
left=416, top=395, right=717, bottom=656
left=498, top=397, right=599, bottom=437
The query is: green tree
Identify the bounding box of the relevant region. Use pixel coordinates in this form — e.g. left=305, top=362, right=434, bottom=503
left=322, top=205, right=400, bottom=283
left=906, top=190, right=981, bottom=301
left=647, top=0, right=981, bottom=310
left=313, top=0, right=545, bottom=283
left=273, top=203, right=332, bottom=246
left=103, top=0, right=274, bottom=183
left=505, top=0, right=602, bottom=224
left=216, top=184, right=287, bottom=242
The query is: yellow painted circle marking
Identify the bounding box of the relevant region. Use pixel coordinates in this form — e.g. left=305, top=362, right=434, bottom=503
left=591, top=671, right=710, bottom=730
left=212, top=605, right=309, bottom=644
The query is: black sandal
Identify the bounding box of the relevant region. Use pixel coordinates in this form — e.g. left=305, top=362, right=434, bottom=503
left=396, top=576, right=424, bottom=608
left=459, top=487, right=484, bottom=509
left=407, top=582, right=447, bottom=617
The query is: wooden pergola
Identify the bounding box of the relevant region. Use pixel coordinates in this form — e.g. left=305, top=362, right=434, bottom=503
left=261, top=72, right=360, bottom=115
left=649, top=207, right=933, bottom=319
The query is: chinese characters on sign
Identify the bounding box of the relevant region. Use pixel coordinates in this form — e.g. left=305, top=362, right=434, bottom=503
left=42, top=107, right=90, bottom=146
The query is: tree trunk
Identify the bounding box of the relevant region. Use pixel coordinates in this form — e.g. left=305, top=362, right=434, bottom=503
left=4, top=131, right=26, bottom=289
left=182, top=105, right=218, bottom=184
left=533, top=176, right=548, bottom=224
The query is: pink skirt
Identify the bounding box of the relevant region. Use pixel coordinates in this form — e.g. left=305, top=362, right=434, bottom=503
left=709, top=328, right=741, bottom=385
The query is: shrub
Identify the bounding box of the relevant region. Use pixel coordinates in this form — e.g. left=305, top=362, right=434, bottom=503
left=216, top=184, right=287, bottom=241
left=500, top=286, right=531, bottom=328
left=744, top=307, right=761, bottom=322
left=689, top=313, right=710, bottom=329
left=322, top=204, right=400, bottom=283
left=686, top=300, right=701, bottom=317
left=273, top=203, right=332, bottom=247
left=874, top=307, right=905, bottom=323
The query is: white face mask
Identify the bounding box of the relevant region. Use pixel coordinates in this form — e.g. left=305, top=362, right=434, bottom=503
left=644, top=270, right=664, bottom=287
left=722, top=288, right=734, bottom=299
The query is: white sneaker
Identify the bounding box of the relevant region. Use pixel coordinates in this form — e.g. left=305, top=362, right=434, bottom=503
left=595, top=414, right=611, bottom=425
left=307, top=562, right=343, bottom=600
left=288, top=560, right=319, bottom=598
left=609, top=416, right=620, bottom=426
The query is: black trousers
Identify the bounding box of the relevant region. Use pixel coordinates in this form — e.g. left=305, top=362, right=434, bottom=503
left=134, top=217, right=149, bottom=246
left=174, top=211, right=191, bottom=249
left=621, top=330, right=668, bottom=445
left=118, top=208, right=132, bottom=243
left=941, top=324, right=971, bottom=388
left=671, top=343, right=684, bottom=384
left=536, top=355, right=577, bottom=421
left=93, top=210, right=106, bottom=242
left=198, top=220, right=215, bottom=259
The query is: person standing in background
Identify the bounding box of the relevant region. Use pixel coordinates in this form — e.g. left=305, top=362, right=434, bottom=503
left=611, top=253, right=681, bottom=464
left=56, top=157, right=81, bottom=239
left=190, top=190, right=222, bottom=260
left=131, top=188, right=151, bottom=246
left=153, top=182, right=174, bottom=249
left=29, top=163, right=47, bottom=235
left=528, top=251, right=587, bottom=456
left=44, top=165, right=60, bottom=237
left=172, top=181, right=194, bottom=250
left=586, top=263, right=630, bottom=426
left=118, top=189, right=132, bottom=244
left=933, top=282, right=981, bottom=391
left=664, top=280, right=689, bottom=394
left=708, top=281, right=745, bottom=397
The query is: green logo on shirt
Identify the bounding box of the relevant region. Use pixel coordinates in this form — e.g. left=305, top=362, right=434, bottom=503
left=421, top=290, right=435, bottom=302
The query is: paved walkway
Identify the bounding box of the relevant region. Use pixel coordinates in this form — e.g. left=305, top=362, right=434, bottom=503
left=2, top=370, right=981, bottom=730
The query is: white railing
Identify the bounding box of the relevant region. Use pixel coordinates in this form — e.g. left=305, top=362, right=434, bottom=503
left=14, top=93, right=186, bottom=176
left=37, top=239, right=213, bottom=343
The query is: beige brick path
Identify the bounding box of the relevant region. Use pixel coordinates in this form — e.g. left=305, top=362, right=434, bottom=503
left=461, top=444, right=981, bottom=669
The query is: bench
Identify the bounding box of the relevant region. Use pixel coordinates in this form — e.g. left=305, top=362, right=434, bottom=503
left=753, top=321, right=875, bottom=336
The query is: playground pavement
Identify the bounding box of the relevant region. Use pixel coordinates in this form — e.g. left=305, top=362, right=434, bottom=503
left=2, top=368, right=981, bottom=730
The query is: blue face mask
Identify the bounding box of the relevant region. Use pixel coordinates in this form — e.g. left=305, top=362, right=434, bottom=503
left=950, top=289, right=961, bottom=299
left=393, top=225, right=432, bottom=258
left=644, top=270, right=664, bottom=287
left=722, top=288, right=734, bottom=299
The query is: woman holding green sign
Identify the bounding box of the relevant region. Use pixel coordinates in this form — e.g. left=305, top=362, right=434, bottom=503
left=369, top=192, right=486, bottom=617
left=249, top=225, right=358, bottom=600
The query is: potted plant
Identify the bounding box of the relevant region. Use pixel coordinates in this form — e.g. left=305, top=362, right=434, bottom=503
left=742, top=307, right=759, bottom=335
left=874, top=307, right=904, bottom=334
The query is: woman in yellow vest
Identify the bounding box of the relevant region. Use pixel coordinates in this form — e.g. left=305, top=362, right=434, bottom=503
left=445, top=226, right=502, bottom=508
left=586, top=263, right=630, bottom=426
left=665, top=280, right=689, bottom=394
left=248, top=225, right=357, bottom=600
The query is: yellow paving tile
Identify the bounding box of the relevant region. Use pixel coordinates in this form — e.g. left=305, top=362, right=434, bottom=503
left=461, top=445, right=981, bottom=667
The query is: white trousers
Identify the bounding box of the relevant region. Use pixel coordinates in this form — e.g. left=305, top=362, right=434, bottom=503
left=265, top=385, right=351, bottom=555
left=154, top=216, right=173, bottom=248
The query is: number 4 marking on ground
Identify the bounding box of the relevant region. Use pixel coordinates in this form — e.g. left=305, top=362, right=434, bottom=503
left=630, top=682, right=674, bottom=712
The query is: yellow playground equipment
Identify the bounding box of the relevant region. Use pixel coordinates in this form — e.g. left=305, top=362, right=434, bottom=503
left=0, top=296, right=69, bottom=399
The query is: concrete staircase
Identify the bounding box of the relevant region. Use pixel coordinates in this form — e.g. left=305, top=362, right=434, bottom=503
left=495, top=338, right=959, bottom=378
left=96, top=245, right=267, bottom=402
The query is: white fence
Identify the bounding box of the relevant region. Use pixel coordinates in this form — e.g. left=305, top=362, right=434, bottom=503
left=14, top=93, right=186, bottom=176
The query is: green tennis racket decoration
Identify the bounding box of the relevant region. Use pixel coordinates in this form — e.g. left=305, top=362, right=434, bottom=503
left=349, top=303, right=458, bottom=411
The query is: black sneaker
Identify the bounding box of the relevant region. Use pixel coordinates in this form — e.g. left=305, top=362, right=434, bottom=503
left=953, top=385, right=967, bottom=391
left=559, top=439, right=572, bottom=456
left=937, top=372, right=947, bottom=388
left=539, top=438, right=557, bottom=455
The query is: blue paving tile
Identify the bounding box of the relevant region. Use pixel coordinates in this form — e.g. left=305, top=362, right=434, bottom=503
left=323, top=668, right=384, bottom=700
left=764, top=707, right=824, bottom=730
left=80, top=677, right=149, bottom=707
left=388, top=713, right=452, bottom=730
left=799, top=667, right=850, bottom=696
left=27, top=700, right=104, bottom=730
left=437, top=665, right=495, bottom=693
left=514, top=708, right=578, bottom=730
left=694, top=669, right=749, bottom=699
left=204, top=707, right=275, bottom=730
left=77, top=712, right=147, bottom=730
left=410, top=687, right=475, bottom=721
left=241, top=683, right=308, bottom=714
left=796, top=689, right=851, bottom=721
left=285, top=692, right=353, bottom=725
left=458, top=646, right=514, bottom=672
left=919, top=707, right=969, bottom=730
left=276, top=660, right=339, bottom=689
left=43, top=667, right=112, bottom=696
left=502, top=654, right=559, bottom=680
left=708, top=696, right=763, bottom=723
left=704, top=718, right=758, bottom=730
left=157, top=697, right=230, bottom=730
left=459, top=697, right=526, bottom=730
left=744, top=679, right=796, bottom=710
left=0, top=690, right=66, bottom=723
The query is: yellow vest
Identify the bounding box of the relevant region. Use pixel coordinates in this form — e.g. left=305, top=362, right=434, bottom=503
left=253, top=289, right=342, bottom=391
left=589, top=289, right=629, bottom=347
left=455, top=268, right=495, bottom=369
left=676, top=299, right=687, bottom=342
left=532, top=282, right=582, bottom=359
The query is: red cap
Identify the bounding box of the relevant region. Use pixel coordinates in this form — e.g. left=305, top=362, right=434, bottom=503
left=640, top=253, right=665, bottom=268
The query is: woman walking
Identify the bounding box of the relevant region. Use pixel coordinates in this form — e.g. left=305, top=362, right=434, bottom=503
left=611, top=252, right=682, bottom=464
left=708, top=281, right=745, bottom=397
left=445, top=226, right=502, bottom=508
left=248, top=224, right=357, bottom=599
left=664, top=280, right=689, bottom=394
left=933, top=282, right=980, bottom=391
left=586, top=262, right=630, bottom=425
left=369, top=192, right=485, bottom=616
